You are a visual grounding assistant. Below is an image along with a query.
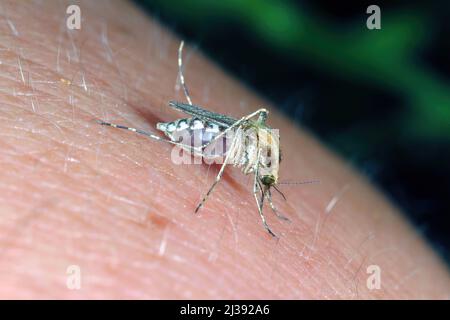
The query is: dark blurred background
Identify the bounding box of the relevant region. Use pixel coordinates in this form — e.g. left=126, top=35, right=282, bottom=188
left=137, top=0, right=450, bottom=264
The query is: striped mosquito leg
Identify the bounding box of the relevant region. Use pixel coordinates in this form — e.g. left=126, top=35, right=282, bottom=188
left=194, top=132, right=238, bottom=213
left=97, top=120, right=203, bottom=152
left=178, top=41, right=193, bottom=105
left=266, top=189, right=290, bottom=222
left=194, top=160, right=227, bottom=213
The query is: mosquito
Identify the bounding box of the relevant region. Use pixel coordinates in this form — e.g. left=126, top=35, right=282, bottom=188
left=98, top=41, right=290, bottom=237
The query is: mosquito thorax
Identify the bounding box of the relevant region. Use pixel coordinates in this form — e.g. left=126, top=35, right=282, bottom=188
left=255, top=126, right=280, bottom=181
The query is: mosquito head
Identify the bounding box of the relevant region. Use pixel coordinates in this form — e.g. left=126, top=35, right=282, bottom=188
left=261, top=174, right=276, bottom=187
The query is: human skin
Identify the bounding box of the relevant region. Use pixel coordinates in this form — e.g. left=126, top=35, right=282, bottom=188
left=0, top=0, right=448, bottom=299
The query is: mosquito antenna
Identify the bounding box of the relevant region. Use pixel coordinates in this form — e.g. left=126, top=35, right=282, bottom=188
left=273, top=185, right=287, bottom=201
left=178, top=41, right=193, bottom=105
left=278, top=179, right=320, bottom=186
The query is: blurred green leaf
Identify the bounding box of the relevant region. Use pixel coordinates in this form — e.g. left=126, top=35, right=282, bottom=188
left=146, top=0, right=450, bottom=140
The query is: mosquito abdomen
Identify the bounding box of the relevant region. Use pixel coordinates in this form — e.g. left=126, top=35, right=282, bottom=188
left=157, top=118, right=229, bottom=157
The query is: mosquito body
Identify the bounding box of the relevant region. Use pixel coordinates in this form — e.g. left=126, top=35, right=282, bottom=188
left=99, top=41, right=288, bottom=237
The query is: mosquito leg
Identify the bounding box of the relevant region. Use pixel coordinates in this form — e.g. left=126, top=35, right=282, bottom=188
left=194, top=132, right=238, bottom=213
left=253, top=151, right=277, bottom=237
left=178, top=41, right=193, bottom=105
left=255, top=181, right=277, bottom=238
left=98, top=120, right=204, bottom=154
left=267, top=189, right=291, bottom=222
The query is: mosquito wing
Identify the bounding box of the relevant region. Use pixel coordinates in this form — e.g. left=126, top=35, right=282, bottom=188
left=168, top=101, right=237, bottom=127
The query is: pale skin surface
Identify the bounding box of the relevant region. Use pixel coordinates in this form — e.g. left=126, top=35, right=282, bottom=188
left=0, top=0, right=448, bottom=299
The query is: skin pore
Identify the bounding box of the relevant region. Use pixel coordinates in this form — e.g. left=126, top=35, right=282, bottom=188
left=0, top=0, right=449, bottom=299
